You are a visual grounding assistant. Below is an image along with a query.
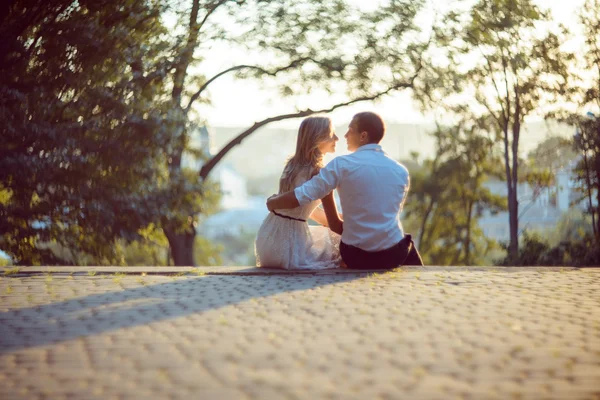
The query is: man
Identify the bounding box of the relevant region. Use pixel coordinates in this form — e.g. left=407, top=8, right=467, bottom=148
left=266, top=111, right=423, bottom=269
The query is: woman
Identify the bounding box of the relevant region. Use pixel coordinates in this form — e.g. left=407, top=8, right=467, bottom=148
left=255, top=116, right=342, bottom=269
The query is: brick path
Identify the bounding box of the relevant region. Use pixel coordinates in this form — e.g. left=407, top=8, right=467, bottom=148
left=0, top=267, right=599, bottom=399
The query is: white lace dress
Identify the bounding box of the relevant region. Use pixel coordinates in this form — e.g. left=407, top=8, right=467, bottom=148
left=255, top=171, right=342, bottom=270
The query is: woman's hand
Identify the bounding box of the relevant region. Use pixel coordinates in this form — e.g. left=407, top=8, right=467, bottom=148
left=308, top=206, right=329, bottom=227
left=321, top=192, right=343, bottom=235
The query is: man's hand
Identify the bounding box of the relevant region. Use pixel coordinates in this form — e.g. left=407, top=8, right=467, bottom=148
left=266, top=190, right=300, bottom=211
left=266, top=194, right=278, bottom=212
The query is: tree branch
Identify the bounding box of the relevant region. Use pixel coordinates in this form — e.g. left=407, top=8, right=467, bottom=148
left=477, top=92, right=503, bottom=128
left=197, top=0, right=229, bottom=34
left=483, top=54, right=507, bottom=121
left=511, top=82, right=521, bottom=194
left=500, top=50, right=513, bottom=190
left=199, top=81, right=416, bottom=180
left=185, top=58, right=312, bottom=113
left=172, top=0, right=201, bottom=104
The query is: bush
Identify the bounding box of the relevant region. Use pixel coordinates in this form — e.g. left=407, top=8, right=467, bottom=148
left=0, top=254, right=11, bottom=267
left=496, top=231, right=600, bottom=266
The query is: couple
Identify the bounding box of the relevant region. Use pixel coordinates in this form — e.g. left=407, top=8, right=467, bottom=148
left=255, top=112, right=423, bottom=270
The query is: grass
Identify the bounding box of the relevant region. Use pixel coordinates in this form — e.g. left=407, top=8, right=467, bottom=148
left=190, top=268, right=206, bottom=276
left=3, top=267, right=20, bottom=276
left=112, top=272, right=126, bottom=284
left=44, top=282, right=53, bottom=294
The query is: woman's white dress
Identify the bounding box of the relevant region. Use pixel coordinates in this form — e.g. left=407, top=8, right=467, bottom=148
left=255, top=171, right=342, bottom=270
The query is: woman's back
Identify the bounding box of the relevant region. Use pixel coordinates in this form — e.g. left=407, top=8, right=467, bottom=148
left=272, top=167, right=319, bottom=220
left=255, top=167, right=340, bottom=269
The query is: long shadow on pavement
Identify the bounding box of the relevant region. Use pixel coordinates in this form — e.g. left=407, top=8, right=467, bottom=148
left=0, top=272, right=366, bottom=353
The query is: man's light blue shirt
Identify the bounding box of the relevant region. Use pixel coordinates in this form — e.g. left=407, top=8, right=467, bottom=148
left=294, top=143, right=410, bottom=252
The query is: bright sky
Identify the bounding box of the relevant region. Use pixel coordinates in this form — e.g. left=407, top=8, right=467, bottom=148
left=191, top=0, right=587, bottom=129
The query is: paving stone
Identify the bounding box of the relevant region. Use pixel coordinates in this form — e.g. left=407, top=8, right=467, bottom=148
left=0, top=267, right=599, bottom=399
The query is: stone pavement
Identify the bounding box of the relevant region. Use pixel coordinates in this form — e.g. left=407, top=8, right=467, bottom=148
left=0, top=266, right=599, bottom=400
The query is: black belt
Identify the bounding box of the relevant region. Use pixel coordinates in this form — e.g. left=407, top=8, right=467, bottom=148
left=273, top=211, right=306, bottom=222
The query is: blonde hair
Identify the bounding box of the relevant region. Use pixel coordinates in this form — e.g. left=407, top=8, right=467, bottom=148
left=279, top=116, right=332, bottom=193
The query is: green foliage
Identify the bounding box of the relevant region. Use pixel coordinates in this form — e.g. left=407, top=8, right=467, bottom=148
left=403, top=123, right=506, bottom=265
left=3, top=267, right=19, bottom=275
left=548, top=0, right=600, bottom=240
left=0, top=256, right=12, bottom=267
left=542, top=209, right=595, bottom=247
left=580, top=0, right=600, bottom=105
left=116, top=229, right=222, bottom=267
left=0, top=0, right=223, bottom=265
left=207, top=229, right=258, bottom=266
left=157, top=0, right=431, bottom=265
left=114, top=223, right=170, bottom=266
left=194, top=236, right=224, bottom=267
left=219, top=0, right=426, bottom=98
left=37, top=222, right=223, bottom=266
left=1, top=0, right=434, bottom=266
left=496, top=231, right=600, bottom=266
left=0, top=0, right=175, bottom=264
left=569, top=0, right=600, bottom=238
left=519, top=136, right=576, bottom=201
left=526, top=136, right=577, bottom=172
left=496, top=210, right=600, bottom=266
left=570, top=116, right=600, bottom=239
left=414, top=0, right=575, bottom=262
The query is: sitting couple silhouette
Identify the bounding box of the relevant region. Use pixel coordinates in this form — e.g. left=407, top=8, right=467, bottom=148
left=255, top=111, right=423, bottom=270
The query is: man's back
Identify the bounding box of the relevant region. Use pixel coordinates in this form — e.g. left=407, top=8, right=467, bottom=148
left=293, top=143, right=409, bottom=252
left=335, top=144, right=409, bottom=251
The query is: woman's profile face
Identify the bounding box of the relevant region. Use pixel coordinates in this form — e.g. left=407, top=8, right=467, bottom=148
left=317, top=128, right=338, bottom=154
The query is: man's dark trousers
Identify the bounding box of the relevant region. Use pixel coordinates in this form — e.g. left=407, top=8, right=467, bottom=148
left=340, top=234, right=424, bottom=269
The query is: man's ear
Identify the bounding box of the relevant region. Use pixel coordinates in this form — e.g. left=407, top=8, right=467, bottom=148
left=360, top=131, right=369, bottom=143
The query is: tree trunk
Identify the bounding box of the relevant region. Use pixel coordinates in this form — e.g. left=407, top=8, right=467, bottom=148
left=508, top=91, right=522, bottom=263
left=163, top=114, right=197, bottom=266
left=583, top=152, right=597, bottom=240
left=465, top=201, right=473, bottom=266
left=596, top=169, right=600, bottom=241
left=160, top=0, right=201, bottom=268
left=502, top=126, right=519, bottom=262
left=417, top=199, right=435, bottom=249
left=507, top=185, right=519, bottom=262
left=164, top=224, right=196, bottom=266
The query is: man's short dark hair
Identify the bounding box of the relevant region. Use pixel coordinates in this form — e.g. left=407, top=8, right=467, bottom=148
left=353, top=112, right=385, bottom=143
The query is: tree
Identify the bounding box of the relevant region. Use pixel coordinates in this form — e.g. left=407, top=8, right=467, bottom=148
left=569, top=0, right=600, bottom=240
left=415, top=0, right=574, bottom=262
left=0, top=0, right=197, bottom=265
left=548, top=0, right=600, bottom=241
left=155, top=0, right=430, bottom=265
left=1, top=0, right=432, bottom=266
left=496, top=212, right=600, bottom=267
left=518, top=135, right=574, bottom=214
left=573, top=116, right=600, bottom=239
left=526, top=135, right=577, bottom=172
left=403, top=123, right=505, bottom=265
